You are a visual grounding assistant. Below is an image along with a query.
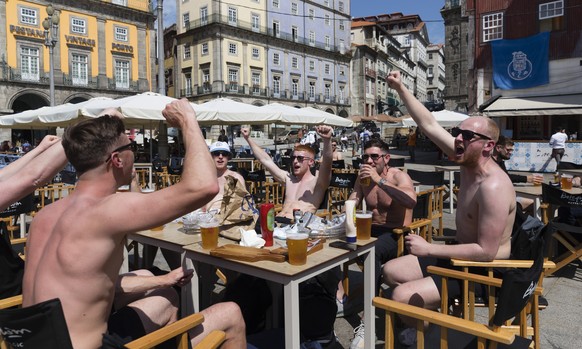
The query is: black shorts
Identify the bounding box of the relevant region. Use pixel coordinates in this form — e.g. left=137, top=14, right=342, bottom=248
left=552, top=148, right=565, bottom=157
left=418, top=256, right=494, bottom=300
left=103, top=306, right=146, bottom=347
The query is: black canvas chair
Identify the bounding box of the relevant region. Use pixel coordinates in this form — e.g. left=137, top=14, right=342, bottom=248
left=374, top=223, right=553, bottom=349
left=238, top=168, right=268, bottom=204
left=387, top=157, right=405, bottom=168
left=332, top=160, right=345, bottom=170
left=556, top=161, right=582, bottom=170
left=541, top=183, right=582, bottom=275
left=407, top=169, right=445, bottom=187
left=0, top=296, right=225, bottom=349
left=351, top=158, right=361, bottom=170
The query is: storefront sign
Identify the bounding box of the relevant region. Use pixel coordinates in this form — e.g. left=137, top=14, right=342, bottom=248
left=505, top=142, right=582, bottom=172
left=65, top=35, right=95, bottom=47
left=9, top=25, right=44, bottom=39
left=112, top=43, right=133, bottom=53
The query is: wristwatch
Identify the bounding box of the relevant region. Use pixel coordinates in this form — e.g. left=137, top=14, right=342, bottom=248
left=378, top=178, right=387, bottom=187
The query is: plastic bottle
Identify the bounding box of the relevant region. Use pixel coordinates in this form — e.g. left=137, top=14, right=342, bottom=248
left=260, top=203, right=275, bottom=247
left=344, top=200, right=357, bottom=243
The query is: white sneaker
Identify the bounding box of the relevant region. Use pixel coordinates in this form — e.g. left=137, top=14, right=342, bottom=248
left=398, top=327, right=417, bottom=346
left=350, top=322, right=365, bottom=349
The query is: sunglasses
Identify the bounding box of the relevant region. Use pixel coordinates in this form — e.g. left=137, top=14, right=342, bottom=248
left=105, top=141, right=137, bottom=163
left=211, top=150, right=231, bottom=157
left=362, top=153, right=385, bottom=162
left=451, top=127, right=492, bottom=141
left=332, top=143, right=337, bottom=146
left=291, top=155, right=312, bottom=162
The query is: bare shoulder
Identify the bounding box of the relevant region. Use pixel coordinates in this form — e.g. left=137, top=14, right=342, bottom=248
left=480, top=165, right=515, bottom=202
left=391, top=167, right=413, bottom=185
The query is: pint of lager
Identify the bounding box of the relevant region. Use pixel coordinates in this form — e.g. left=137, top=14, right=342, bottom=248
left=356, top=210, right=372, bottom=240
left=199, top=219, right=220, bottom=249
left=287, top=233, right=309, bottom=265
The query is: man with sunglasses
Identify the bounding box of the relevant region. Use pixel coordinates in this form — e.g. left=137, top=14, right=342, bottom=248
left=241, top=125, right=334, bottom=219
left=381, top=71, right=516, bottom=344
left=22, top=101, right=247, bottom=349
left=204, top=141, right=247, bottom=212
left=332, top=139, right=343, bottom=161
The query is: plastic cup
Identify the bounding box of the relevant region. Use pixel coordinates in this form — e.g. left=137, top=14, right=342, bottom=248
left=287, top=233, right=309, bottom=266
left=151, top=224, right=165, bottom=231
left=356, top=210, right=372, bottom=240
left=532, top=174, right=543, bottom=186
left=360, top=176, right=371, bottom=187
left=199, top=219, right=220, bottom=249
left=561, top=174, right=573, bottom=190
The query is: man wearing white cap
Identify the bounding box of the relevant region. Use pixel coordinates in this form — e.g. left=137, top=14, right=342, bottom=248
left=205, top=141, right=246, bottom=212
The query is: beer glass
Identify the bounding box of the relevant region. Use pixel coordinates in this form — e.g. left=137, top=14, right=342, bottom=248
left=199, top=219, right=220, bottom=249
left=561, top=174, right=573, bottom=189
left=356, top=210, right=372, bottom=240
left=360, top=176, right=371, bottom=187
left=287, top=233, right=309, bottom=265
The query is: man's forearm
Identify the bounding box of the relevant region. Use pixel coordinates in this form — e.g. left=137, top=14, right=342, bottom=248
left=427, top=242, right=495, bottom=262
left=116, top=274, right=170, bottom=294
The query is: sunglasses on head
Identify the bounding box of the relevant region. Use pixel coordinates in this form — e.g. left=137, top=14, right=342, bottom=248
left=451, top=127, right=492, bottom=141
left=361, top=153, right=385, bottom=162
left=105, top=141, right=138, bottom=163
left=211, top=150, right=230, bottom=157
left=291, top=155, right=312, bottom=162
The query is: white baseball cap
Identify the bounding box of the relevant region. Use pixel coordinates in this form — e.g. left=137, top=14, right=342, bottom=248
left=209, top=141, right=231, bottom=153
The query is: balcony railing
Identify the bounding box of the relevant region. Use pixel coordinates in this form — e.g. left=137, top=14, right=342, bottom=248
left=107, top=78, right=139, bottom=91
left=365, top=67, right=376, bottom=79
left=63, top=74, right=98, bottom=88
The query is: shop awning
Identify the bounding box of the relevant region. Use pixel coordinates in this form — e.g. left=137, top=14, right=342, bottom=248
left=481, top=94, right=582, bottom=117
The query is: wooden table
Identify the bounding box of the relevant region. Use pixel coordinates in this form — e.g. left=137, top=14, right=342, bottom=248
left=434, top=165, right=460, bottom=213
left=183, top=237, right=377, bottom=349
left=513, top=183, right=582, bottom=220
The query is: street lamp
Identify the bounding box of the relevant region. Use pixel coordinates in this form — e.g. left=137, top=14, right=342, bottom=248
left=42, top=4, right=59, bottom=106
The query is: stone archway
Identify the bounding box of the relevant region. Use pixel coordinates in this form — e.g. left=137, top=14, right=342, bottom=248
left=338, top=109, right=348, bottom=118
left=7, top=91, right=50, bottom=146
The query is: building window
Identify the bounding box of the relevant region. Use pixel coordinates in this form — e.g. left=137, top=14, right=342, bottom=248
left=291, top=3, right=298, bottom=15
left=252, top=72, right=261, bottom=93
left=184, top=73, right=192, bottom=95
left=228, top=7, right=237, bottom=25
left=228, top=68, right=239, bottom=91
left=183, top=45, right=191, bottom=59
left=201, top=43, right=209, bottom=55
left=428, top=53, right=433, bottom=59
left=324, top=63, right=330, bottom=74
left=272, top=0, right=279, bottom=8
left=273, top=53, right=280, bottom=65
left=325, top=15, right=330, bottom=26
left=252, top=14, right=260, bottom=32
left=292, top=79, right=298, bottom=96
left=273, top=76, right=281, bottom=95
left=482, top=12, right=503, bottom=42
left=252, top=47, right=260, bottom=59
left=309, top=9, right=314, bottom=20
left=403, top=35, right=410, bottom=46
left=324, top=0, right=329, bottom=7
left=182, top=13, right=190, bottom=29
left=325, top=36, right=331, bottom=50
left=309, top=60, right=315, bottom=71
left=324, top=84, right=331, bottom=99
left=71, top=53, right=88, bottom=86
left=339, top=1, right=344, bottom=12
left=114, top=59, right=130, bottom=89
left=292, top=57, right=298, bottom=69
left=339, top=86, right=345, bottom=101
left=200, top=6, right=208, bottom=25
left=309, top=81, right=315, bottom=98
left=114, top=26, right=128, bottom=42
left=339, top=21, right=345, bottom=31
left=202, top=69, right=210, bottom=91
left=20, top=46, right=39, bottom=81
left=292, top=26, right=298, bottom=42
left=228, top=43, right=237, bottom=55
left=309, top=31, right=315, bottom=46
left=272, top=20, right=280, bottom=37
left=112, top=0, right=127, bottom=5
left=428, top=66, right=433, bottom=76
left=71, top=18, right=87, bottom=35
left=20, top=7, right=38, bottom=25
left=540, top=1, right=563, bottom=19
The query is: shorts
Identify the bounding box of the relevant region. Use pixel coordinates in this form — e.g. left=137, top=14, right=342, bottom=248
left=418, top=256, right=496, bottom=300
left=103, top=306, right=146, bottom=347
left=552, top=148, right=565, bottom=157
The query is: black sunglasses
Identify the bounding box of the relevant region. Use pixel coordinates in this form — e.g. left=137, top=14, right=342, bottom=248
left=105, top=141, right=137, bottom=163
left=291, top=155, right=312, bottom=162
left=212, top=150, right=231, bottom=157
left=361, top=153, right=385, bottom=162
left=451, top=127, right=492, bottom=141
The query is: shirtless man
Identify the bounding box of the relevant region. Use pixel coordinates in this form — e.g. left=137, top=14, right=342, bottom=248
left=22, top=100, right=246, bottom=349
left=204, top=141, right=247, bottom=212
left=332, top=139, right=343, bottom=161
left=241, top=125, right=334, bottom=219
left=383, top=71, right=515, bottom=327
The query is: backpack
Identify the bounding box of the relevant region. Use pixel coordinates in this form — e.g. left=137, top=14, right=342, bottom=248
left=511, top=203, right=545, bottom=260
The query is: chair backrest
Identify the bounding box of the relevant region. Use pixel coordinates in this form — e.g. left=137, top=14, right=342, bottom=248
left=542, top=183, right=582, bottom=208
left=387, top=157, right=405, bottom=167
left=406, top=169, right=445, bottom=187
left=332, top=160, right=345, bottom=169
left=556, top=161, right=582, bottom=170
left=453, top=171, right=461, bottom=188
left=0, top=298, right=74, bottom=349
left=413, top=190, right=430, bottom=220
left=351, top=158, right=361, bottom=169
left=238, top=168, right=266, bottom=183
left=329, top=173, right=357, bottom=189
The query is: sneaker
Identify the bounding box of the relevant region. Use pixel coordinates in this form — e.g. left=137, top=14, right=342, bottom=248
left=336, top=296, right=347, bottom=318
left=398, top=327, right=417, bottom=347
left=350, top=322, right=366, bottom=349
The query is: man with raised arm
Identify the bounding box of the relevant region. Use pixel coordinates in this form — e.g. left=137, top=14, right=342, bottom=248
left=241, top=125, right=334, bottom=219
left=380, top=71, right=515, bottom=345
left=22, top=100, right=246, bottom=349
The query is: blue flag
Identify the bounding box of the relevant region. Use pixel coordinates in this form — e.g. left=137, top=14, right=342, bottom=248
left=491, top=32, right=550, bottom=90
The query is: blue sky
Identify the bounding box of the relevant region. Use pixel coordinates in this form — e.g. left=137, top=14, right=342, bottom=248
left=161, top=0, right=445, bottom=44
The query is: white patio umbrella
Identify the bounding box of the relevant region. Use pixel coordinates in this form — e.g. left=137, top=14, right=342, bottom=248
left=193, top=98, right=282, bottom=126
left=402, top=110, right=469, bottom=128
left=300, top=106, right=353, bottom=127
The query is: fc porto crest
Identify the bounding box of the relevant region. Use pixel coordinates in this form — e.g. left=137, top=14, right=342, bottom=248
left=507, top=51, right=532, bottom=81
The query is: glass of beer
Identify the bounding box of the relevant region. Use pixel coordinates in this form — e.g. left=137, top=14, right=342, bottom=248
left=199, top=219, right=220, bottom=249
left=532, top=174, right=543, bottom=186
left=356, top=210, right=372, bottom=240
left=360, top=176, right=371, bottom=187
left=561, top=174, right=573, bottom=190
left=287, top=233, right=309, bottom=266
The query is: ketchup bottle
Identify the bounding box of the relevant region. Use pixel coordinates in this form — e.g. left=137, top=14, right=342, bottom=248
left=260, top=203, right=275, bottom=247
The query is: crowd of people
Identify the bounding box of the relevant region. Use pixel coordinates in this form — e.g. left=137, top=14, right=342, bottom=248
left=1, top=70, right=581, bottom=349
